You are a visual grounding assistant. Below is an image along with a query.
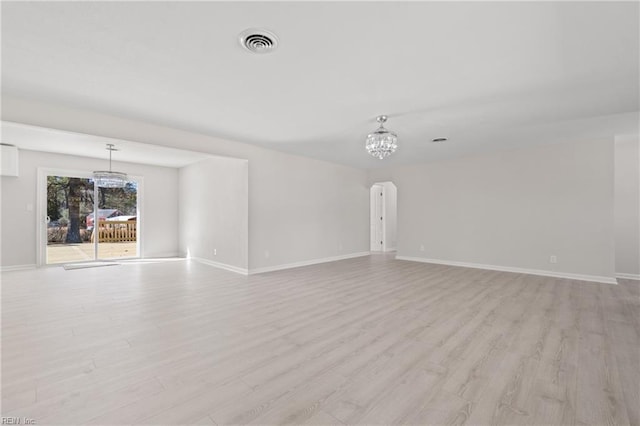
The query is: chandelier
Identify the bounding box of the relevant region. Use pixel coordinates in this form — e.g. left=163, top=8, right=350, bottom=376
left=93, top=144, right=127, bottom=188
left=366, top=115, right=398, bottom=160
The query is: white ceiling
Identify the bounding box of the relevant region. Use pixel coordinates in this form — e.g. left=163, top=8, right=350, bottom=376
left=2, top=1, right=638, bottom=169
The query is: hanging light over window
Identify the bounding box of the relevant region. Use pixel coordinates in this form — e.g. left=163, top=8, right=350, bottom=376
left=93, top=144, right=127, bottom=188
left=366, top=115, right=398, bottom=160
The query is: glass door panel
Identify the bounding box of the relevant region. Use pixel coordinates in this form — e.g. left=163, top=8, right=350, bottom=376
left=96, top=181, right=138, bottom=260
left=46, top=176, right=95, bottom=264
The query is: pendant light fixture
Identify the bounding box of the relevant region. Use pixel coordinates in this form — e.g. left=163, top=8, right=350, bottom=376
left=93, top=144, right=127, bottom=188
left=366, top=115, right=398, bottom=160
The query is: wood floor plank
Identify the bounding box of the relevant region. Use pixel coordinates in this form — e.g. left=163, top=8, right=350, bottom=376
left=300, top=409, right=345, bottom=425
left=576, top=331, right=631, bottom=425
left=137, top=380, right=252, bottom=425
left=85, top=382, right=217, bottom=425
left=402, top=390, right=472, bottom=425
left=605, top=319, right=640, bottom=426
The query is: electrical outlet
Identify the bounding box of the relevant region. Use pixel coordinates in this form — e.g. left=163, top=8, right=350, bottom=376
left=338, top=242, right=343, bottom=251
left=420, top=244, right=425, bottom=252
left=549, top=255, right=557, bottom=264
left=265, top=250, right=270, bottom=259
left=213, top=249, right=217, bottom=256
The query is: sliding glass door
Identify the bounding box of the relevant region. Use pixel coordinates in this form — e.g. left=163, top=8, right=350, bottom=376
left=44, top=172, right=138, bottom=264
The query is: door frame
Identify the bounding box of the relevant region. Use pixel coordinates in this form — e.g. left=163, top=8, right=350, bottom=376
left=36, top=167, right=143, bottom=266
left=370, top=183, right=385, bottom=252
left=370, top=181, right=398, bottom=253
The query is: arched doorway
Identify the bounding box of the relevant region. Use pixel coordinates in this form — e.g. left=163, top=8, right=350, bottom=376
left=370, top=182, right=397, bottom=252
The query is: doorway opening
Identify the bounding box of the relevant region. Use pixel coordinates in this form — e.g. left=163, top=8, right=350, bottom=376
left=41, top=170, right=140, bottom=265
left=370, top=182, right=397, bottom=252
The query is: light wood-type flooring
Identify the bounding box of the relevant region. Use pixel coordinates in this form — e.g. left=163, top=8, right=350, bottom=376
left=2, top=255, right=639, bottom=425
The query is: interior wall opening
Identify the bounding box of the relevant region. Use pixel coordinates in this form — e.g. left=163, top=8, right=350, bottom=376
left=370, top=181, right=397, bottom=253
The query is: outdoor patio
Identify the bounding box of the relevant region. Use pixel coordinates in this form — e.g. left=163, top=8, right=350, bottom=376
left=47, top=242, right=137, bottom=264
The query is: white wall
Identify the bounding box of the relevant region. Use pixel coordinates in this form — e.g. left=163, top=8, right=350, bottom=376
left=614, top=135, right=640, bottom=278
left=2, top=96, right=370, bottom=272
left=369, top=139, right=616, bottom=282
left=0, top=149, right=179, bottom=268
left=248, top=149, right=369, bottom=271
left=179, top=157, right=248, bottom=271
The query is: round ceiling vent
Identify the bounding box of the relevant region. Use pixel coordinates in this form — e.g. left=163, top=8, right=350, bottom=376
left=239, top=29, right=279, bottom=54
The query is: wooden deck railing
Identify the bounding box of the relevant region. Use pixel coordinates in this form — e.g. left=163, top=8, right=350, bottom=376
left=91, top=220, right=137, bottom=243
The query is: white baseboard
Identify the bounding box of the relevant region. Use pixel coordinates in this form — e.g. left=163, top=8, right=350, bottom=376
left=396, top=256, right=618, bottom=285
left=250, top=251, right=371, bottom=275
left=1, top=264, right=37, bottom=273
left=616, top=273, right=640, bottom=281
left=144, top=252, right=180, bottom=259
left=190, top=257, right=248, bottom=275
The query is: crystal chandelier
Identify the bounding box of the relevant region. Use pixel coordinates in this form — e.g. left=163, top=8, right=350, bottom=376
left=366, top=115, right=398, bottom=160
left=93, top=144, right=127, bottom=188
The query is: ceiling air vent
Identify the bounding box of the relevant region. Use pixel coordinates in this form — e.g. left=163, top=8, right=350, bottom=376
left=239, top=29, right=279, bottom=54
